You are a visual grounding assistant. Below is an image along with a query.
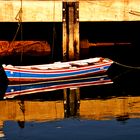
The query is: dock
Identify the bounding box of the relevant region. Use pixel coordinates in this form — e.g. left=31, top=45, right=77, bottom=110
left=1, top=0, right=140, bottom=22
left=0, top=0, right=139, bottom=61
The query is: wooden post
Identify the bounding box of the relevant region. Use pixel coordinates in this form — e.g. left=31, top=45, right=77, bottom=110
left=62, top=1, right=80, bottom=116
left=62, top=1, right=79, bottom=61
left=62, top=2, right=67, bottom=61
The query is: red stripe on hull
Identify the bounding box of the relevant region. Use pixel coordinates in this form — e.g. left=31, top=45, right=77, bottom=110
left=4, top=61, right=113, bottom=74
left=4, top=79, right=113, bottom=99
left=8, top=70, right=107, bottom=84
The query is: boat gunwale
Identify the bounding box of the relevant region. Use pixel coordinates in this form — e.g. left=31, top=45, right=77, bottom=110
left=3, top=60, right=113, bottom=74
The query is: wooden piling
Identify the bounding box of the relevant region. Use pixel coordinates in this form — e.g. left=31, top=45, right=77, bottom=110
left=62, top=2, right=80, bottom=116
left=62, top=1, right=79, bottom=61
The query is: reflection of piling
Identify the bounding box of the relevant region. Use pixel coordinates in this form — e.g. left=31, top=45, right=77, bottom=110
left=18, top=100, right=25, bottom=128
left=0, top=121, right=4, bottom=138
left=63, top=88, right=80, bottom=117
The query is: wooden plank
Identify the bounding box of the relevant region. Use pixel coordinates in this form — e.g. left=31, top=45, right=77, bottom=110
left=74, top=2, right=80, bottom=60
left=68, top=3, right=75, bottom=60
left=0, top=1, right=62, bottom=22
left=62, top=2, right=79, bottom=61
left=79, top=0, right=140, bottom=21
left=62, top=2, right=67, bottom=61
left=0, top=0, right=140, bottom=22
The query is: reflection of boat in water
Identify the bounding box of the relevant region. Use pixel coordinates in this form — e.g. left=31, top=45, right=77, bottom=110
left=4, top=75, right=112, bottom=99
left=3, top=57, right=113, bottom=84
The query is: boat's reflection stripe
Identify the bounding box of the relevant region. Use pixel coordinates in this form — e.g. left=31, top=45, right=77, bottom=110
left=5, top=75, right=113, bottom=98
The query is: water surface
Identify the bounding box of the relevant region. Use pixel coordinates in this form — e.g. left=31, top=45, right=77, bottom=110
left=0, top=82, right=140, bottom=140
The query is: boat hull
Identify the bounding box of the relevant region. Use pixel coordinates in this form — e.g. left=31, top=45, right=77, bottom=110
left=3, top=58, right=113, bottom=84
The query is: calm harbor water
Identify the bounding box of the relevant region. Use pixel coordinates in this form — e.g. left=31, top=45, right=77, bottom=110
left=0, top=80, right=140, bottom=140
left=0, top=49, right=140, bottom=139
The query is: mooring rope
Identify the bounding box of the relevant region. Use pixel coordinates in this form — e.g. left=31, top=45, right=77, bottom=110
left=110, top=60, right=140, bottom=81
left=113, top=61, right=140, bottom=70
left=13, top=0, right=23, bottom=92
left=111, top=69, right=134, bottom=81
left=19, top=0, right=23, bottom=64
left=10, top=0, right=23, bottom=47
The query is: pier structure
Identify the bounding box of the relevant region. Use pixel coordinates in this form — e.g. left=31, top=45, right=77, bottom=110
left=0, top=0, right=140, bottom=110
left=1, top=0, right=140, bottom=22
left=0, top=0, right=140, bottom=60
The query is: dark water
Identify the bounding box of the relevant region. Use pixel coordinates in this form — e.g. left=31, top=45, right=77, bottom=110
left=0, top=21, right=140, bottom=140
left=3, top=118, right=140, bottom=140
left=0, top=47, right=140, bottom=140
left=0, top=80, right=140, bottom=140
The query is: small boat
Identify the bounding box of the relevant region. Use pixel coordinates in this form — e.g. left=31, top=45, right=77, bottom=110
left=4, top=75, right=113, bottom=99
left=3, top=57, right=113, bottom=84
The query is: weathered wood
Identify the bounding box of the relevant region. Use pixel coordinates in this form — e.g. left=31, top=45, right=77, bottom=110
left=80, top=39, right=132, bottom=49
left=74, top=2, right=80, bottom=60
left=0, top=41, right=51, bottom=57
left=62, top=2, right=79, bottom=61
left=0, top=0, right=140, bottom=22
left=79, top=0, right=140, bottom=21
left=80, top=39, right=132, bottom=58
left=68, top=3, right=75, bottom=60
left=62, top=2, right=67, bottom=61
left=0, top=1, right=62, bottom=22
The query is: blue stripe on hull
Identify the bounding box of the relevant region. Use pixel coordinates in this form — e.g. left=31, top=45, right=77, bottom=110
left=5, top=66, right=110, bottom=79
left=6, top=75, right=111, bottom=93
